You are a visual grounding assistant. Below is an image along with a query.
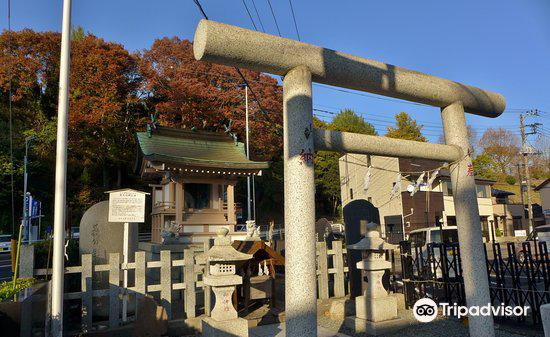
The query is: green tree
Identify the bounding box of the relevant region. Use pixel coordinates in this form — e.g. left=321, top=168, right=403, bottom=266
left=313, top=110, right=376, bottom=217
left=70, top=25, right=86, bottom=41
left=472, top=153, right=498, bottom=181
left=330, top=109, right=377, bottom=135
left=385, top=112, right=427, bottom=142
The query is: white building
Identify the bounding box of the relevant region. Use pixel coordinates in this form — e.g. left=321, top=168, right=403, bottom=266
left=338, top=154, right=521, bottom=242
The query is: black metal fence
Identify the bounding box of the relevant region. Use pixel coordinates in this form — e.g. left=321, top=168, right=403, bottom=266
left=400, top=240, right=550, bottom=325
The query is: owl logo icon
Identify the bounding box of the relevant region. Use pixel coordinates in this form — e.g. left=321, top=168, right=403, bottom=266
left=413, top=298, right=438, bottom=322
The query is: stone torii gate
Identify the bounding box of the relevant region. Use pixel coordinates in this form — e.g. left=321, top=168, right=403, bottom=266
left=193, top=20, right=505, bottom=337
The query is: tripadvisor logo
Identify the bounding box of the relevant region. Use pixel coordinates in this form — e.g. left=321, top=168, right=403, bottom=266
left=413, top=298, right=438, bottom=322
left=413, top=298, right=529, bottom=323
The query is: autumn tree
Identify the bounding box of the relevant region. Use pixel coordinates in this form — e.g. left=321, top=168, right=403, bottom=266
left=0, top=29, right=143, bottom=232
left=478, top=128, right=520, bottom=178
left=385, top=112, right=427, bottom=142
left=137, top=37, right=283, bottom=161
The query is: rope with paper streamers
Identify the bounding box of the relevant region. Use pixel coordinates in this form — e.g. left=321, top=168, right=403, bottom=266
left=342, top=150, right=471, bottom=210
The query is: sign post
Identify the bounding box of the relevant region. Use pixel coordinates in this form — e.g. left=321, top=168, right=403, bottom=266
left=106, top=188, right=149, bottom=322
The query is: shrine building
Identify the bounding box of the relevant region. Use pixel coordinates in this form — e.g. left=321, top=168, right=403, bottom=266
left=136, top=126, right=269, bottom=244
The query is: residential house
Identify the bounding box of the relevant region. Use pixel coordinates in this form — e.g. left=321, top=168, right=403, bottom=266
left=339, top=154, right=504, bottom=242
left=491, top=188, right=529, bottom=236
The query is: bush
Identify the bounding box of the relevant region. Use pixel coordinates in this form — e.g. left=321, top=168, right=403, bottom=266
left=505, top=175, right=517, bottom=185
left=0, top=278, right=35, bottom=302
left=495, top=228, right=503, bottom=237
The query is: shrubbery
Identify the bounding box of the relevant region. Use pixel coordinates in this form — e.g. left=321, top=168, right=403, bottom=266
left=0, top=278, right=35, bottom=302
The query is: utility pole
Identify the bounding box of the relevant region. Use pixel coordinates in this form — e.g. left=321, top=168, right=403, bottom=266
left=245, top=85, right=252, bottom=221
left=51, top=0, right=72, bottom=335
left=517, top=162, right=526, bottom=227
left=520, top=110, right=541, bottom=234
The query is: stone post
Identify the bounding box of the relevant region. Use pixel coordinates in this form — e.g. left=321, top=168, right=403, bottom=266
left=345, top=223, right=398, bottom=334
left=541, top=304, right=550, bottom=337
left=441, top=102, right=495, bottom=337
left=283, top=65, right=316, bottom=337
left=199, top=228, right=252, bottom=337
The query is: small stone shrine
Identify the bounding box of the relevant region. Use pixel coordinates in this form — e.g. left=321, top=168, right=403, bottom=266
left=196, top=228, right=252, bottom=337
left=345, top=222, right=400, bottom=334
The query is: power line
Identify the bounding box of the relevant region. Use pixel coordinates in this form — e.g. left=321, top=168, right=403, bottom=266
left=314, top=83, right=537, bottom=115
left=266, top=0, right=282, bottom=36
left=287, top=0, right=301, bottom=41
left=251, top=0, right=266, bottom=32
left=192, top=0, right=208, bottom=19
left=192, top=0, right=271, bottom=115
left=313, top=107, right=523, bottom=136
left=241, top=0, right=258, bottom=31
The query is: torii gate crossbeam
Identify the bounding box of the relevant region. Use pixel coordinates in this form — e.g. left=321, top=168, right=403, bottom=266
left=193, top=19, right=505, bottom=337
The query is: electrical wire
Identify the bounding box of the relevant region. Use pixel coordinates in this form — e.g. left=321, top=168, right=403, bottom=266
left=266, top=0, right=281, bottom=36
left=241, top=0, right=258, bottom=31
left=192, top=0, right=271, bottom=115
left=251, top=0, right=266, bottom=32
left=287, top=0, right=301, bottom=41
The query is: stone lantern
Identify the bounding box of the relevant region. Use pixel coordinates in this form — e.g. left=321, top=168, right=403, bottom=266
left=346, top=223, right=399, bottom=333
left=196, top=228, right=252, bottom=337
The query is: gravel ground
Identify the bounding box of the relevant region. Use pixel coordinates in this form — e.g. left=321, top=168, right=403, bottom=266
left=317, top=316, right=544, bottom=337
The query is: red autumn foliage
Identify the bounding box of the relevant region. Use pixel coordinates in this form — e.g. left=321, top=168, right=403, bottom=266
left=137, top=37, right=283, bottom=160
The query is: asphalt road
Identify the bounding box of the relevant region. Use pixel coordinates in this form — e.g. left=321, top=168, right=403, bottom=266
left=0, top=252, right=13, bottom=282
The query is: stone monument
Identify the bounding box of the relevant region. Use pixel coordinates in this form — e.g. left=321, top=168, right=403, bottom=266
left=345, top=223, right=401, bottom=335
left=343, top=199, right=381, bottom=298
left=79, top=200, right=138, bottom=316
left=197, top=228, right=252, bottom=337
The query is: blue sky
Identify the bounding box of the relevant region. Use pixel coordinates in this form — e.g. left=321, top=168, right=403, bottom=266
left=2, top=0, right=550, bottom=144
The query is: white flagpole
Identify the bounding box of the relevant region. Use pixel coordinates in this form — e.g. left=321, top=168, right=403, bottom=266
left=51, top=0, right=72, bottom=335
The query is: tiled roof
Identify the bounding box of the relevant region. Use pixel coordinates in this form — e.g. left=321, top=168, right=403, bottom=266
left=136, top=126, right=269, bottom=170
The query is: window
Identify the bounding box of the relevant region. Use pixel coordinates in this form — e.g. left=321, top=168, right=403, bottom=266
left=443, top=181, right=453, bottom=196
left=512, top=216, right=523, bottom=230
left=476, top=185, right=489, bottom=198
left=409, top=232, right=426, bottom=247
left=350, top=188, right=354, bottom=200
left=184, top=184, right=212, bottom=209
left=446, top=216, right=457, bottom=226
left=430, top=229, right=459, bottom=244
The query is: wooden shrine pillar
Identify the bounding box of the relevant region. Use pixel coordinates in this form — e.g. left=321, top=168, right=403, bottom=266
left=176, top=181, right=184, bottom=224
left=227, top=183, right=236, bottom=224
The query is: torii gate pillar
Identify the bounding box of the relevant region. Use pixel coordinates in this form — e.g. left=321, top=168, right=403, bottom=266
left=283, top=66, right=317, bottom=336
left=442, top=102, right=494, bottom=337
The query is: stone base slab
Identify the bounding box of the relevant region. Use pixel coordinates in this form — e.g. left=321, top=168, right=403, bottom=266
left=356, top=295, right=397, bottom=322
left=202, top=317, right=249, bottom=337
left=344, top=315, right=410, bottom=335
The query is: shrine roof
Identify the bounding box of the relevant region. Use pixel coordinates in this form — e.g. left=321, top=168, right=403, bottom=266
left=136, top=126, right=269, bottom=171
